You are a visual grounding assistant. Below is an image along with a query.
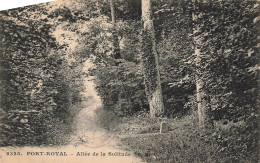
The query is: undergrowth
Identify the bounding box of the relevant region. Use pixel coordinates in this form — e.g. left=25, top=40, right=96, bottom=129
left=96, top=109, right=258, bottom=162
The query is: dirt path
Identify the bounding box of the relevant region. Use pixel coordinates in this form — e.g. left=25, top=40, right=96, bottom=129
left=68, top=103, right=144, bottom=162
left=0, top=103, right=144, bottom=163
left=0, top=66, right=144, bottom=163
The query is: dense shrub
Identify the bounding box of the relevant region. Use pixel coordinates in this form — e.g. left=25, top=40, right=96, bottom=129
left=0, top=5, right=85, bottom=146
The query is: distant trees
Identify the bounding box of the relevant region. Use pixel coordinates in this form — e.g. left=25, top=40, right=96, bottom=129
left=81, top=0, right=258, bottom=124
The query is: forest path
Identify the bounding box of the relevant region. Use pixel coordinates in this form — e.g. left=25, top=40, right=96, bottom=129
left=0, top=102, right=144, bottom=163
left=64, top=101, right=144, bottom=163
left=0, top=74, right=143, bottom=163
left=60, top=60, right=143, bottom=162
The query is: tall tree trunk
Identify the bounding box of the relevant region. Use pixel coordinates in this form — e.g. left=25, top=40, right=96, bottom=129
left=110, top=0, right=123, bottom=104
left=141, top=0, right=164, bottom=118
left=192, top=0, right=212, bottom=129
left=110, top=0, right=121, bottom=60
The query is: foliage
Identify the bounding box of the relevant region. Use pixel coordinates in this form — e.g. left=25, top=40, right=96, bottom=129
left=88, top=1, right=259, bottom=161
left=85, top=0, right=259, bottom=123
left=86, top=18, right=148, bottom=116
left=0, top=4, right=85, bottom=146
left=155, top=0, right=195, bottom=117
left=0, top=1, right=258, bottom=159
left=192, top=0, right=259, bottom=122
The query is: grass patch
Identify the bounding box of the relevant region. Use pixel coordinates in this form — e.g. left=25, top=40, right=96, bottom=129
left=94, top=109, right=258, bottom=162
left=116, top=112, right=258, bottom=163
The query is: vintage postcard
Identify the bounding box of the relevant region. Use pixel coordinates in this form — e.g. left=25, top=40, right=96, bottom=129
left=0, top=0, right=259, bottom=163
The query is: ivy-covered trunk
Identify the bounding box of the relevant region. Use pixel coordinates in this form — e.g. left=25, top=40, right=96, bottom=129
left=110, top=0, right=121, bottom=60
left=141, top=0, right=164, bottom=118
left=110, top=0, right=123, bottom=107
left=194, top=49, right=212, bottom=129
left=192, top=0, right=212, bottom=129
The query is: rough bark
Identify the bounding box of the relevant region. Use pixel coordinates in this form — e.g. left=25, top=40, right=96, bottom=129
left=141, top=0, right=164, bottom=118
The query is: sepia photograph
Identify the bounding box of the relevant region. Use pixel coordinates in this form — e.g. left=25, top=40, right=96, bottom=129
left=0, top=0, right=259, bottom=162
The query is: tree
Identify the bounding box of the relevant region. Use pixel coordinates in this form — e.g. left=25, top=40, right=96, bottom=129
left=192, top=0, right=212, bottom=129
left=191, top=0, right=259, bottom=129
left=110, top=0, right=121, bottom=60
left=141, top=0, right=164, bottom=118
